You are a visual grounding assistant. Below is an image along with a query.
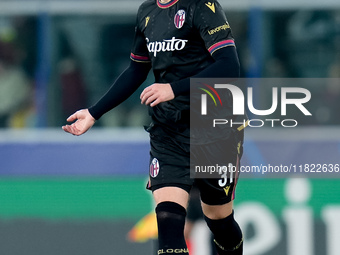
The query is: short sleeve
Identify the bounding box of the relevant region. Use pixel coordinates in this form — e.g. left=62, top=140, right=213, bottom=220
left=130, top=10, right=151, bottom=63
left=193, top=0, right=235, bottom=55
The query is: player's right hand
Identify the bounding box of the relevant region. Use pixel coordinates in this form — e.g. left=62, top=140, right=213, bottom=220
left=62, top=109, right=95, bottom=136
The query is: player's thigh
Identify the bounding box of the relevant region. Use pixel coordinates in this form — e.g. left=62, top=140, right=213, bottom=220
left=153, top=186, right=189, bottom=209
left=193, top=139, right=241, bottom=205
left=147, top=129, right=193, bottom=206
left=201, top=200, right=233, bottom=220
left=193, top=131, right=243, bottom=217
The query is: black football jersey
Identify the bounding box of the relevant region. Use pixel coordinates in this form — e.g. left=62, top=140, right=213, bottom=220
left=130, top=0, right=236, bottom=140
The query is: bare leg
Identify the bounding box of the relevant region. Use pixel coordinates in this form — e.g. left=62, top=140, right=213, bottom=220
left=153, top=186, right=189, bottom=208
left=201, top=201, right=233, bottom=220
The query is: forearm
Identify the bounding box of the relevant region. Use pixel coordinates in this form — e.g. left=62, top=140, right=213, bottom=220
left=170, top=46, right=240, bottom=96
left=88, top=61, right=151, bottom=120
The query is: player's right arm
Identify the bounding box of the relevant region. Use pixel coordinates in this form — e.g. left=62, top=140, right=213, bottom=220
left=62, top=6, right=151, bottom=136
left=62, top=59, right=151, bottom=136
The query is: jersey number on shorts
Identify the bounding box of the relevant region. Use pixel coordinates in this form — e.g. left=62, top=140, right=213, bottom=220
left=218, top=163, right=233, bottom=187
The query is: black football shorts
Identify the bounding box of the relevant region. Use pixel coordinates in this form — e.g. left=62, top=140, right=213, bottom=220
left=146, top=127, right=243, bottom=206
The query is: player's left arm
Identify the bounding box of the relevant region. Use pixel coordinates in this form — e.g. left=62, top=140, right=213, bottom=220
left=140, top=46, right=239, bottom=106
left=141, top=0, right=240, bottom=106
left=170, top=0, right=240, bottom=96
left=170, top=46, right=240, bottom=96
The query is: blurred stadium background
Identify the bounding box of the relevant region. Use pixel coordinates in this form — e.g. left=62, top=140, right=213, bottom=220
left=0, top=0, right=340, bottom=254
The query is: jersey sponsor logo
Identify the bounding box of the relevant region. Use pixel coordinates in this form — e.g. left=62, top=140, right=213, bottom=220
left=205, top=2, right=215, bottom=13
left=174, top=9, right=186, bottom=29
left=150, top=158, right=160, bottom=178
left=208, top=22, right=231, bottom=35
left=145, top=16, right=150, bottom=27
left=146, top=37, right=188, bottom=57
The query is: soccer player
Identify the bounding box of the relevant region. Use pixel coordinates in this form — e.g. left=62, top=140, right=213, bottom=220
left=63, top=0, right=244, bottom=254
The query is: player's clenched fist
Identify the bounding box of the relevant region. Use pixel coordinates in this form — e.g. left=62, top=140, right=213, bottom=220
left=140, top=83, right=175, bottom=107
left=62, top=109, right=95, bottom=136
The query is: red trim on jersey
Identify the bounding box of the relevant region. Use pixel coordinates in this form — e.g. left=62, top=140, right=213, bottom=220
left=208, top=39, right=235, bottom=55
left=157, top=0, right=180, bottom=9
left=130, top=53, right=150, bottom=62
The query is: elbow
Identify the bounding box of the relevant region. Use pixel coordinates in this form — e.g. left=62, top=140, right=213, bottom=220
left=215, top=46, right=241, bottom=78
left=128, top=60, right=151, bottom=82
left=229, top=50, right=241, bottom=78
left=233, top=57, right=241, bottom=78
left=219, top=56, right=240, bottom=78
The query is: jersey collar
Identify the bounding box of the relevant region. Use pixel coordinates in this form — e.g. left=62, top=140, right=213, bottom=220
left=157, top=0, right=179, bottom=9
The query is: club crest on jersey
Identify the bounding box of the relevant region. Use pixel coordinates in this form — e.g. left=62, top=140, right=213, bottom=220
left=174, top=9, right=186, bottom=29
left=150, top=158, right=160, bottom=178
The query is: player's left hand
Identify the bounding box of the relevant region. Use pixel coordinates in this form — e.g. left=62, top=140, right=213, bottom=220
left=140, top=83, right=174, bottom=107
